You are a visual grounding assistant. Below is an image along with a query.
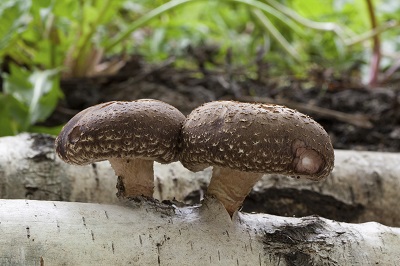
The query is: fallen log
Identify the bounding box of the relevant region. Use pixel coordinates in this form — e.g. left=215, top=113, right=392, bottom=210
left=0, top=133, right=208, bottom=204
left=0, top=133, right=118, bottom=204
left=0, top=198, right=399, bottom=265
left=244, top=149, right=400, bottom=226
left=1, top=134, right=400, bottom=226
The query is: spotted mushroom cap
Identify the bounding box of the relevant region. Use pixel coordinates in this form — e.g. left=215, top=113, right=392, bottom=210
left=180, top=101, right=334, bottom=180
left=55, top=99, right=185, bottom=165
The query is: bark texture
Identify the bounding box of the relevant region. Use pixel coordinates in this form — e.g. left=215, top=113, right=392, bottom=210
left=0, top=133, right=208, bottom=204
left=244, top=149, right=400, bottom=226
left=0, top=133, right=118, bottom=203
left=0, top=198, right=399, bottom=266
left=1, top=134, right=400, bottom=226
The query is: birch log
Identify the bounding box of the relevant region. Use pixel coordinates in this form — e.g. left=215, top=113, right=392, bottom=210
left=244, top=149, right=400, bottom=226
left=0, top=198, right=399, bottom=266
left=0, top=133, right=118, bottom=204
left=0, top=133, right=206, bottom=204
left=1, top=134, right=400, bottom=226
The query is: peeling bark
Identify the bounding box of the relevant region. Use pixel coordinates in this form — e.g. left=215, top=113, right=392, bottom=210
left=0, top=198, right=399, bottom=266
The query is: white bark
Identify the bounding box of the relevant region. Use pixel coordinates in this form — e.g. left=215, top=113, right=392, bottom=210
left=0, top=133, right=209, bottom=204
left=0, top=198, right=399, bottom=266
left=0, top=133, right=118, bottom=204
left=247, top=149, right=400, bottom=226
left=1, top=134, right=400, bottom=226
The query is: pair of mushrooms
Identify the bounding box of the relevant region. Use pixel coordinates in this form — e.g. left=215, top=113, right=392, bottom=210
left=56, top=99, right=334, bottom=216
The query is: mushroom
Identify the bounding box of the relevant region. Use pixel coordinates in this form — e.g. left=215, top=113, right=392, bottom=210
left=55, top=99, right=185, bottom=198
left=180, top=101, right=334, bottom=216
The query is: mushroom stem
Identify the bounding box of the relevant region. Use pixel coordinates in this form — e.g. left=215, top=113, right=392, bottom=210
left=109, top=158, right=154, bottom=198
left=207, top=167, right=263, bottom=216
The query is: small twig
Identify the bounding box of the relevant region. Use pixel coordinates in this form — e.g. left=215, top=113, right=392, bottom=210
left=55, top=105, right=80, bottom=116
left=127, top=57, right=176, bottom=84
left=239, top=96, right=373, bottom=128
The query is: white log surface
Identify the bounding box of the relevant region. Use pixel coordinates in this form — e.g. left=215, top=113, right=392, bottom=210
left=246, top=149, right=400, bottom=226
left=0, top=133, right=209, bottom=205
left=1, top=134, right=400, bottom=226
left=0, top=133, right=118, bottom=203
left=0, top=198, right=399, bottom=266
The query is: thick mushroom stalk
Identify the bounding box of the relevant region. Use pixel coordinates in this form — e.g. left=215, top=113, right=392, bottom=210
left=55, top=99, right=185, bottom=198
left=109, top=158, right=154, bottom=197
left=180, top=101, right=334, bottom=216
left=207, top=167, right=263, bottom=215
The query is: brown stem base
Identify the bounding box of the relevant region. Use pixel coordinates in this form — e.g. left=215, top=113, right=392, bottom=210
left=206, top=167, right=263, bottom=216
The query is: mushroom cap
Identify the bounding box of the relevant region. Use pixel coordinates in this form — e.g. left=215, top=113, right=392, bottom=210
left=180, top=101, right=334, bottom=180
left=55, top=99, right=185, bottom=165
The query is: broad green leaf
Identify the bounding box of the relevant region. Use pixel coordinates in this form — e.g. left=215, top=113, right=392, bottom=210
left=28, top=68, right=62, bottom=125
left=2, top=64, right=62, bottom=132
left=2, top=63, right=33, bottom=105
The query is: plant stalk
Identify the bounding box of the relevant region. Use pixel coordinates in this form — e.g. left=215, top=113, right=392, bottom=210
left=365, top=0, right=380, bottom=87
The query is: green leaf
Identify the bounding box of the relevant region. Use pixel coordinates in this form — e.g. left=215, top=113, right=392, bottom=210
left=0, top=0, right=31, bottom=54
left=2, top=63, right=33, bottom=105
left=2, top=64, right=63, bottom=132
left=28, top=68, right=62, bottom=125
left=0, top=94, right=25, bottom=136
left=30, top=124, right=64, bottom=136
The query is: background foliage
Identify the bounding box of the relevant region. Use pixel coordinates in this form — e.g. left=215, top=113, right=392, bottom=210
left=0, top=0, right=399, bottom=136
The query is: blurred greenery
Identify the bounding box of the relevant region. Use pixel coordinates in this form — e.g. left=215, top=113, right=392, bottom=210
left=1, top=63, right=62, bottom=135
left=0, top=0, right=399, bottom=136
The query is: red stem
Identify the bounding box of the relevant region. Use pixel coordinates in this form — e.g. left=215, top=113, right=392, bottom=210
left=366, top=0, right=380, bottom=87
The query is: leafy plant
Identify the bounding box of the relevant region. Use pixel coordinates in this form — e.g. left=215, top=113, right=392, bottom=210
left=289, top=0, right=400, bottom=84
left=0, top=63, right=62, bottom=136
left=133, top=0, right=400, bottom=84
left=0, top=0, right=132, bottom=136
left=1, top=0, right=399, bottom=136
left=0, top=0, right=30, bottom=59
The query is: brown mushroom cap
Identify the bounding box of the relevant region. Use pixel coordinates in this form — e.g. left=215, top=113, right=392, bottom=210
left=56, top=99, right=185, bottom=166
left=180, top=101, right=334, bottom=180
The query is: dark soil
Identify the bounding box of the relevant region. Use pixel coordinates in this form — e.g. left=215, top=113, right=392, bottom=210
left=47, top=55, right=400, bottom=152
